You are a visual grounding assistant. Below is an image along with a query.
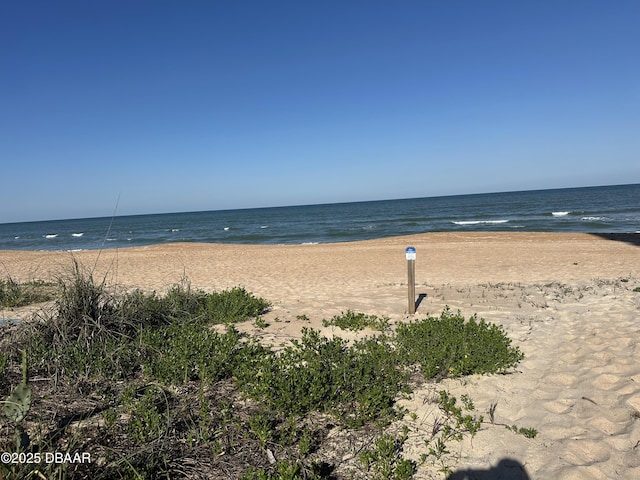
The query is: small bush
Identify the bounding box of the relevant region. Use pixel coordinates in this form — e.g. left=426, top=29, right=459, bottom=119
left=141, top=323, right=265, bottom=384
left=395, top=307, right=524, bottom=380
left=236, top=328, right=409, bottom=426
left=322, top=310, right=390, bottom=331
left=506, top=424, right=538, bottom=438
left=203, top=286, right=271, bottom=324
left=0, top=277, right=54, bottom=308
left=359, top=427, right=416, bottom=480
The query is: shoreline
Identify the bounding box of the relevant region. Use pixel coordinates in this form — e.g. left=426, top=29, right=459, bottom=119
left=2, top=231, right=639, bottom=331
left=2, top=231, right=638, bottom=286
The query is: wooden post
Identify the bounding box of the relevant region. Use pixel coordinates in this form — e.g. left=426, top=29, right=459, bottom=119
left=406, top=247, right=416, bottom=314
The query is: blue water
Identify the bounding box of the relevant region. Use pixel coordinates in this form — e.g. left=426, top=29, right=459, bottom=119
left=1, top=184, right=638, bottom=251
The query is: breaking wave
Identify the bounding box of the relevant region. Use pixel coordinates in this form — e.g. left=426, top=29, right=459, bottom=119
left=452, top=220, right=510, bottom=225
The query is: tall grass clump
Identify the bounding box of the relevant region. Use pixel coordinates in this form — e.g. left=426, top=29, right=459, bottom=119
left=25, top=262, right=137, bottom=380
left=27, top=264, right=270, bottom=383
left=395, top=307, right=524, bottom=380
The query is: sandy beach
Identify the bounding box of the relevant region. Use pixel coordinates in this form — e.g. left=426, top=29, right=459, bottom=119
left=2, top=232, right=640, bottom=478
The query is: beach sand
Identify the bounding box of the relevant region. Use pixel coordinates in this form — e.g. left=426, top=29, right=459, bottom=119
left=2, top=232, right=640, bottom=478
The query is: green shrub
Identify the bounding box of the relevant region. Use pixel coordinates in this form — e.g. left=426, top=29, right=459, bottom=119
left=242, top=460, right=316, bottom=480
left=119, top=282, right=270, bottom=326
left=141, top=323, right=265, bottom=384
left=395, top=307, right=524, bottom=380
left=123, top=385, right=171, bottom=444
left=25, top=267, right=270, bottom=385
left=359, top=427, right=416, bottom=480
left=236, top=328, right=409, bottom=426
left=0, top=277, right=54, bottom=308
left=506, top=424, right=538, bottom=438
left=322, top=310, right=390, bottom=331
left=203, top=287, right=271, bottom=324
left=117, top=281, right=271, bottom=327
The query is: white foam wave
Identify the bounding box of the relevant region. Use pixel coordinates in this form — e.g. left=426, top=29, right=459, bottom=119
left=552, top=211, right=570, bottom=217
left=44, top=234, right=58, bottom=239
left=581, top=216, right=608, bottom=222
left=72, top=233, right=84, bottom=237
left=452, top=220, right=509, bottom=225
left=223, top=227, right=230, bottom=231
left=260, top=225, right=269, bottom=229
left=170, top=228, right=179, bottom=232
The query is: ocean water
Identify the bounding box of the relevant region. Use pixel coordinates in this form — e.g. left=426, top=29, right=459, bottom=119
left=1, top=184, right=638, bottom=251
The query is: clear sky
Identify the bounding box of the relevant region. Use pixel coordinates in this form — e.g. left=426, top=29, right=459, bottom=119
left=1, top=1, right=639, bottom=223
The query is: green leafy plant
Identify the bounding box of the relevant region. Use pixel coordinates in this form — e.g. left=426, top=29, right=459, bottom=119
left=420, top=391, right=484, bottom=475
left=2, top=351, right=32, bottom=453
left=506, top=424, right=538, bottom=438
left=359, top=427, right=417, bottom=480
left=237, top=328, right=409, bottom=426
left=255, top=317, right=268, bottom=329
left=0, top=277, right=54, bottom=308
left=322, top=310, right=390, bottom=331
left=242, top=459, right=315, bottom=480
left=124, top=385, right=171, bottom=444
left=395, top=307, right=524, bottom=380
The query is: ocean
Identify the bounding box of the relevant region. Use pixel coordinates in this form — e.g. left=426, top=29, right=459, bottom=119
left=1, top=184, right=638, bottom=251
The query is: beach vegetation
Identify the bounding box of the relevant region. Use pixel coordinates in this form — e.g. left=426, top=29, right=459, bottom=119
left=322, top=310, right=390, bottom=331
left=505, top=424, right=538, bottom=438
left=235, top=328, right=409, bottom=427
left=487, top=401, right=498, bottom=424
left=254, top=316, right=269, bottom=329
left=395, top=307, right=524, bottom=380
left=0, top=277, right=54, bottom=308
left=358, top=427, right=417, bottom=480
left=0, top=266, right=526, bottom=479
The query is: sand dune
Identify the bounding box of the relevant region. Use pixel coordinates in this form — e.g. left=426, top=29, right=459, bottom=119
left=2, top=232, right=639, bottom=478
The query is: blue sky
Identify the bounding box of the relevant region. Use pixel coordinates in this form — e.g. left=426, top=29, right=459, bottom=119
left=1, top=1, right=638, bottom=223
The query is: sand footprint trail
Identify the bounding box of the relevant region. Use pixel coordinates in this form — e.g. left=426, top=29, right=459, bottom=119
left=432, top=281, right=640, bottom=479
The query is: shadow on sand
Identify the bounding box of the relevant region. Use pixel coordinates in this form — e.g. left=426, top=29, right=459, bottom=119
left=589, top=232, right=640, bottom=247
left=415, top=293, right=427, bottom=312
left=446, top=458, right=530, bottom=480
